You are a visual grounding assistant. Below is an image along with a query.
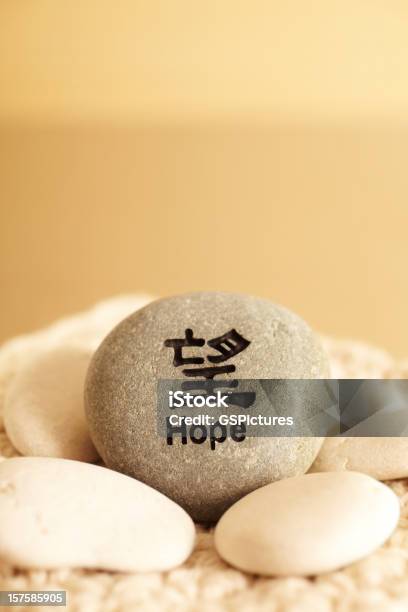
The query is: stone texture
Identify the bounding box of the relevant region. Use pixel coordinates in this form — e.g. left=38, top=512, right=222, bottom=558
left=4, top=346, right=99, bottom=462
left=214, top=471, right=400, bottom=576
left=310, top=437, right=408, bottom=480
left=0, top=457, right=195, bottom=571
left=85, top=292, right=329, bottom=522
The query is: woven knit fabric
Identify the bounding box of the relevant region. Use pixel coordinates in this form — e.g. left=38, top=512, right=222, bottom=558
left=1, top=296, right=408, bottom=612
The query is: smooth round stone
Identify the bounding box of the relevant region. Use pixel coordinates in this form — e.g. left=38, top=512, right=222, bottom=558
left=4, top=346, right=99, bottom=462
left=85, top=292, right=329, bottom=523
left=0, top=457, right=195, bottom=571
left=214, top=471, right=400, bottom=576
left=311, top=437, right=408, bottom=480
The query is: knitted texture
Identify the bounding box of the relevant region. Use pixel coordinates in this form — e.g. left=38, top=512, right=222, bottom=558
left=0, top=296, right=407, bottom=612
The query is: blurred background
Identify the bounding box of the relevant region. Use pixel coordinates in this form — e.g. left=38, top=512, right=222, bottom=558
left=1, top=1, right=408, bottom=355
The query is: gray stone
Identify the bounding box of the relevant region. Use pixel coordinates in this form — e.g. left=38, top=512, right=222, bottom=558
left=85, top=292, right=329, bottom=522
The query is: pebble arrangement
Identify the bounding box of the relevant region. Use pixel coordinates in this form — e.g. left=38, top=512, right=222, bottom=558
left=0, top=292, right=402, bottom=578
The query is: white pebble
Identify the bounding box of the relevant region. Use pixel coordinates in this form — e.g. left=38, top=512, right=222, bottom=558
left=4, top=347, right=98, bottom=462
left=0, top=457, right=195, bottom=571
left=310, top=437, right=408, bottom=480
left=214, top=471, right=399, bottom=576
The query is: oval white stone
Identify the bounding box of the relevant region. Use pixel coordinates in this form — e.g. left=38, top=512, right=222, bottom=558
left=214, top=471, right=399, bottom=576
left=310, top=437, right=408, bottom=480
left=4, top=347, right=98, bottom=462
left=0, top=457, right=195, bottom=571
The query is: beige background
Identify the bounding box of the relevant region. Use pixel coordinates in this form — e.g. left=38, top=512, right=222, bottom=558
left=1, top=1, right=408, bottom=356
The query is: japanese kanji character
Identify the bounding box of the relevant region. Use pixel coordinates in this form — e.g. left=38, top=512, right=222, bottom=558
left=164, top=329, right=205, bottom=367
left=207, top=329, right=250, bottom=363
left=182, top=364, right=236, bottom=379
left=164, top=328, right=251, bottom=379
